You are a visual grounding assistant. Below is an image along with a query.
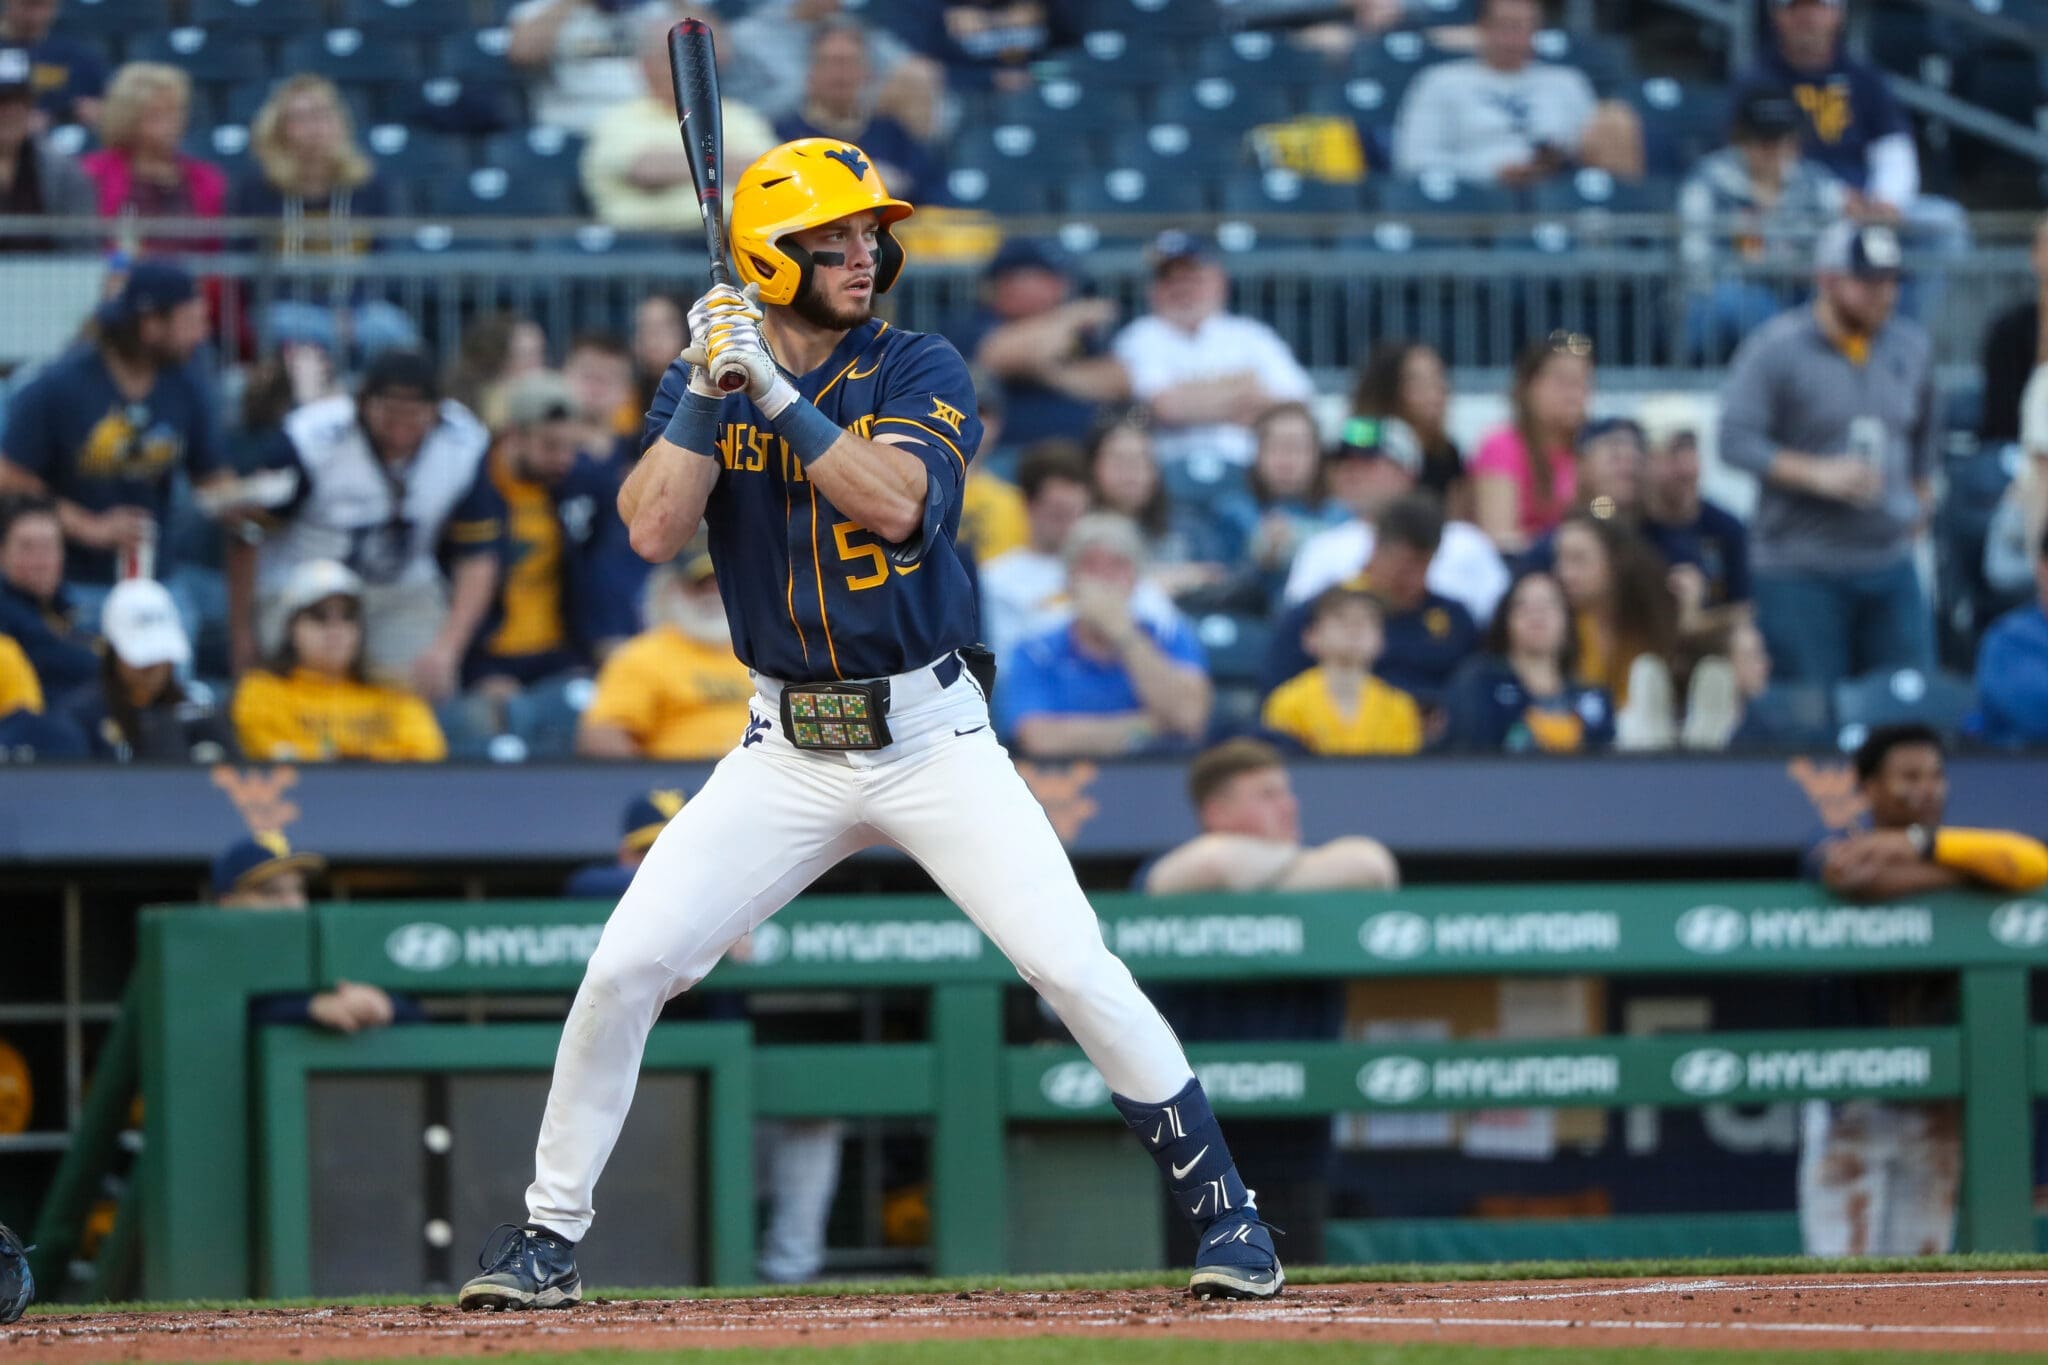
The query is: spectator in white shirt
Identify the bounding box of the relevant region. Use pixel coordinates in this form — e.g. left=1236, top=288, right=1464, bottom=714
left=508, top=0, right=677, bottom=136
left=1287, top=416, right=1509, bottom=624
left=979, top=438, right=1092, bottom=666
left=1111, top=230, right=1315, bottom=467
left=1391, top=0, right=1641, bottom=187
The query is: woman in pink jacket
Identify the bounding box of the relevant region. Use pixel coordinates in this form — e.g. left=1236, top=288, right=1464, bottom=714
left=79, top=62, right=225, bottom=252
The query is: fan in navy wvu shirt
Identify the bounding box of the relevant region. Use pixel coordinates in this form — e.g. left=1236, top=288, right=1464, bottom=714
left=460, top=138, right=1288, bottom=1312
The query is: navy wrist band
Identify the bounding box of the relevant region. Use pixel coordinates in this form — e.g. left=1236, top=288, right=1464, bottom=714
left=663, top=387, right=723, bottom=460
left=771, top=395, right=842, bottom=467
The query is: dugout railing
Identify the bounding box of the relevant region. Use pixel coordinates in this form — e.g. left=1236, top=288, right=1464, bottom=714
left=66, top=883, right=2048, bottom=1300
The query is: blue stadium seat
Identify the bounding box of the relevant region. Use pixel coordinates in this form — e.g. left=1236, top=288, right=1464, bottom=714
left=1530, top=29, right=1632, bottom=98
left=1152, top=77, right=1294, bottom=133
left=1634, top=77, right=1730, bottom=178
left=1528, top=171, right=1674, bottom=241
left=1194, top=31, right=1302, bottom=88
left=1101, top=0, right=1222, bottom=40
left=424, top=165, right=574, bottom=217
left=281, top=29, right=423, bottom=91
left=531, top=224, right=678, bottom=256
left=189, top=123, right=252, bottom=183
left=1064, top=167, right=1210, bottom=216
left=363, top=123, right=471, bottom=184
left=992, top=78, right=1144, bottom=137
left=1377, top=173, right=1518, bottom=222
left=1220, top=167, right=1366, bottom=216
left=131, top=28, right=265, bottom=85
left=1741, top=684, right=1835, bottom=749
left=503, top=677, right=592, bottom=759
left=943, top=166, right=1053, bottom=215
left=190, top=0, right=316, bottom=38
left=1832, top=668, right=1977, bottom=745
left=1195, top=612, right=1273, bottom=689
left=1062, top=29, right=1170, bottom=93
left=406, top=75, right=522, bottom=135
left=56, top=0, right=172, bottom=34
left=44, top=123, right=98, bottom=159
left=340, top=0, right=471, bottom=38
left=950, top=123, right=1066, bottom=186
left=438, top=29, right=523, bottom=88
left=482, top=125, right=586, bottom=188
left=1865, top=2, right=1945, bottom=81
left=1106, top=122, right=1210, bottom=178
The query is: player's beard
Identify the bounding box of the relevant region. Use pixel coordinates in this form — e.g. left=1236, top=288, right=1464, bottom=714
left=662, top=584, right=732, bottom=648
left=792, top=275, right=872, bottom=332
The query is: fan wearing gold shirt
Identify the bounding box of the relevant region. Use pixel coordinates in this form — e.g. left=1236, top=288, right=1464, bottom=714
left=575, top=541, right=753, bottom=761
left=1261, top=587, right=1423, bottom=756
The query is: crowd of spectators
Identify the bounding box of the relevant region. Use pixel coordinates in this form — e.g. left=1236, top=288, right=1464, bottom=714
left=0, top=0, right=2039, bottom=766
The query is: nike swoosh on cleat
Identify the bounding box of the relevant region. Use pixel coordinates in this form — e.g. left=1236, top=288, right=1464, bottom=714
left=1169, top=1145, right=1209, bottom=1181
left=953, top=725, right=987, bottom=736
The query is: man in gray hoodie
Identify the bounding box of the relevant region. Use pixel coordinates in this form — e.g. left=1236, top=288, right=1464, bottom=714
left=1718, top=220, right=1936, bottom=688
left=0, top=43, right=92, bottom=250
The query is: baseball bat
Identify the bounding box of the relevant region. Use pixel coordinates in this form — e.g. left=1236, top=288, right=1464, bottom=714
left=667, top=18, right=749, bottom=392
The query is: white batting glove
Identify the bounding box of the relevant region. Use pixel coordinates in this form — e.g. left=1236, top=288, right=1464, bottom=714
left=682, top=284, right=785, bottom=407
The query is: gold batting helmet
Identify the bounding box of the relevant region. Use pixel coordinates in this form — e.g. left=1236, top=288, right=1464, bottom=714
left=730, top=139, right=913, bottom=307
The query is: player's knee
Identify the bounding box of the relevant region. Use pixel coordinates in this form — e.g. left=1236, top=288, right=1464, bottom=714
left=579, top=942, right=668, bottom=1010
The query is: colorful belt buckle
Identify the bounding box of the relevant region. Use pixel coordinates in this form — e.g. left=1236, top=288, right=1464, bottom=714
left=780, top=682, right=892, bottom=750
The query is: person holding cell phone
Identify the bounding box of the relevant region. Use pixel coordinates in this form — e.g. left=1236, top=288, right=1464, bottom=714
left=1717, top=220, right=1937, bottom=689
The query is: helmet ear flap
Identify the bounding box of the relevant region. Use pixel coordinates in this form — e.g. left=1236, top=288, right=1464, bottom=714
left=779, top=237, right=815, bottom=307
left=873, top=224, right=905, bottom=296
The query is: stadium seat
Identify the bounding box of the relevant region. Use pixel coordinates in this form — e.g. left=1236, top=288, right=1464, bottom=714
left=44, top=123, right=96, bottom=158
left=438, top=29, right=523, bottom=88
left=281, top=29, right=423, bottom=91
left=482, top=125, right=586, bottom=192
left=1220, top=167, right=1366, bottom=216
left=1377, top=173, right=1518, bottom=221
left=363, top=123, right=471, bottom=185
left=424, top=165, right=575, bottom=217
left=406, top=76, right=521, bottom=135
left=1634, top=77, right=1730, bottom=178
left=190, top=123, right=252, bottom=184
left=1152, top=77, right=1295, bottom=134
left=949, top=123, right=1066, bottom=187
left=503, top=677, right=593, bottom=759
left=1194, top=31, right=1302, bottom=88
left=1530, top=29, right=1633, bottom=98
left=943, top=166, right=1052, bottom=215
left=55, top=0, right=172, bottom=34
left=340, top=0, right=471, bottom=38
left=189, top=0, right=315, bottom=38
left=1064, top=167, right=1210, bottom=217
left=1062, top=29, right=1169, bottom=93
left=992, top=79, right=1144, bottom=137
left=1865, top=1, right=1945, bottom=81
left=131, top=28, right=265, bottom=85
left=1106, top=122, right=1210, bottom=178
left=1832, top=668, right=1977, bottom=743
left=1101, top=0, right=1222, bottom=40
left=1741, top=684, right=1835, bottom=749
left=1962, top=52, right=2044, bottom=125
left=1195, top=612, right=1273, bottom=689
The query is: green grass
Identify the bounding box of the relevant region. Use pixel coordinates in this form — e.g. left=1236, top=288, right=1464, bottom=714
left=34, top=1250, right=2048, bottom=1318
left=244, top=1342, right=2048, bottom=1365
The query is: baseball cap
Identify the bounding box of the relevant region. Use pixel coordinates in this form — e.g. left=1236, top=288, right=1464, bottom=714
left=621, top=788, right=687, bottom=854
left=359, top=348, right=440, bottom=403
left=1578, top=415, right=1648, bottom=450
left=279, top=559, right=364, bottom=618
left=1815, top=220, right=1904, bottom=278
left=101, top=578, right=191, bottom=670
left=94, top=260, right=198, bottom=328
left=502, top=370, right=577, bottom=429
left=1147, top=229, right=1213, bottom=276
left=1732, top=87, right=1801, bottom=141
left=0, top=46, right=32, bottom=95
left=210, top=832, right=325, bottom=899
left=1334, top=415, right=1422, bottom=475
left=983, top=237, right=1071, bottom=281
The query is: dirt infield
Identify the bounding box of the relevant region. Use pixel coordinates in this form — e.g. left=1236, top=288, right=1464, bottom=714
left=11, top=1272, right=2048, bottom=1360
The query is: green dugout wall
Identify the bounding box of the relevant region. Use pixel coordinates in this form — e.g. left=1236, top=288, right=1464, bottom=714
left=125, top=884, right=2048, bottom=1298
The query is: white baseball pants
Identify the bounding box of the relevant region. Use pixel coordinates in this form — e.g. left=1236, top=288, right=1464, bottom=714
left=527, top=656, right=1195, bottom=1241
left=1798, top=1099, right=1959, bottom=1257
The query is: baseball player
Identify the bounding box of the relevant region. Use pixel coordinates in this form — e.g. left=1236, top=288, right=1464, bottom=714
left=458, top=138, right=1282, bottom=1308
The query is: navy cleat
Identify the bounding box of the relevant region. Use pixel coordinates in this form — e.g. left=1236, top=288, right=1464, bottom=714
left=1189, top=1202, right=1285, bottom=1301
left=1110, top=1077, right=1286, bottom=1302
left=458, top=1223, right=582, bottom=1311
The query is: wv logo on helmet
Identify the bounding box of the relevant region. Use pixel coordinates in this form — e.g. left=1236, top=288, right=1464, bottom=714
left=824, top=146, right=870, bottom=180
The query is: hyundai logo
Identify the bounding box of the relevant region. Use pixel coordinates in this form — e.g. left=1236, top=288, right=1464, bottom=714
left=1671, top=1048, right=1743, bottom=1097
left=1991, top=901, right=2048, bottom=948
left=1357, top=1056, right=1430, bottom=1105
left=1676, top=905, right=1746, bottom=954
left=746, top=922, right=789, bottom=966
left=385, top=922, right=462, bottom=972
left=1360, top=910, right=1430, bottom=960
left=1039, top=1060, right=1109, bottom=1110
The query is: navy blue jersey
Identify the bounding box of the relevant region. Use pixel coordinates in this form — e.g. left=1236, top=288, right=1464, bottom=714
left=1, top=344, right=222, bottom=586
left=1740, top=49, right=1908, bottom=191
left=643, top=320, right=986, bottom=683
